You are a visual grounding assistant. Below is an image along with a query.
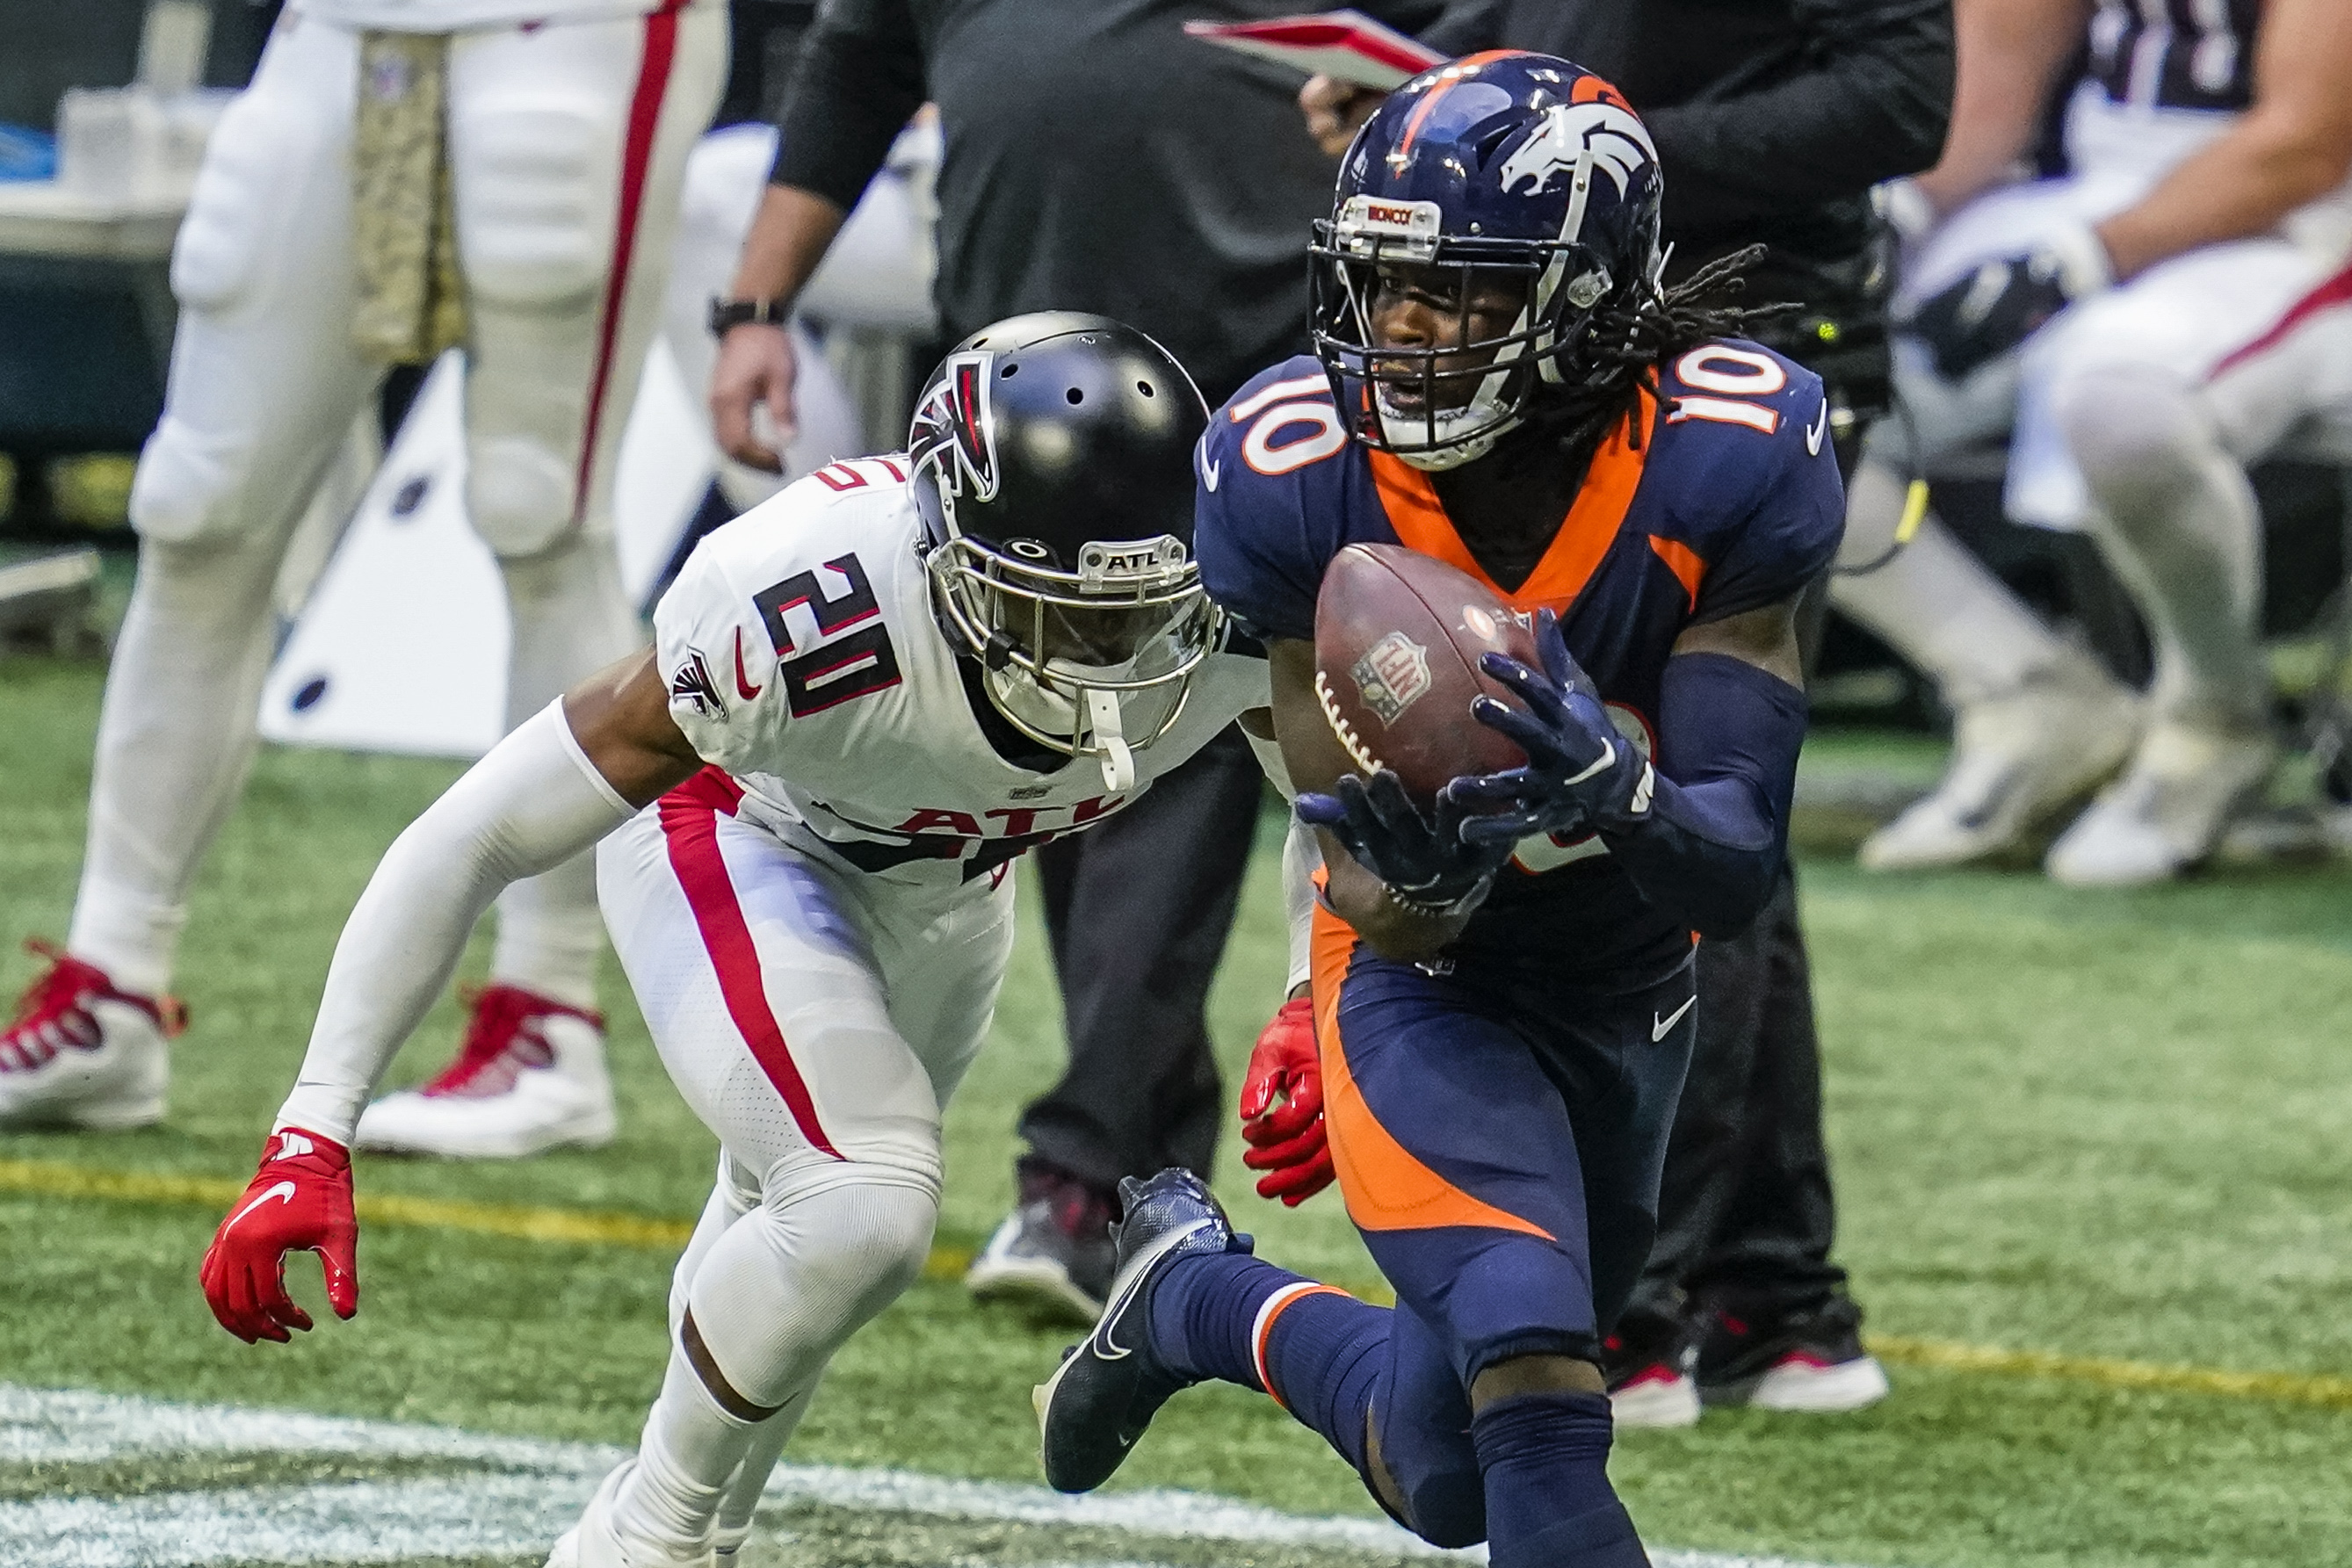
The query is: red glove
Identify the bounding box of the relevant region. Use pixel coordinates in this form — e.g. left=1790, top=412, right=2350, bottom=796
left=1238, top=996, right=1335, bottom=1206
left=200, top=1127, right=359, bottom=1343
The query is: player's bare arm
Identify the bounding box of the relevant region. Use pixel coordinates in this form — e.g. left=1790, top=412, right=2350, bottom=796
left=1671, top=596, right=1805, bottom=685
left=2093, top=0, right=2352, bottom=280
left=561, top=647, right=710, bottom=807
left=710, top=184, right=850, bottom=471
left=1907, top=0, right=2093, bottom=218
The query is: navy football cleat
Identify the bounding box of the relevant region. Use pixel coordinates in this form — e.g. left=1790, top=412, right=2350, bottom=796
left=1032, top=1168, right=1245, bottom=1492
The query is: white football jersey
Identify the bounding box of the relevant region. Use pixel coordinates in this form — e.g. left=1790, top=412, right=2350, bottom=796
left=289, top=0, right=670, bottom=35
left=653, top=456, right=1271, bottom=886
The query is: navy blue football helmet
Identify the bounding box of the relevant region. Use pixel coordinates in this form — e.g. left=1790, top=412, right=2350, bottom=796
left=1310, top=51, right=1666, bottom=470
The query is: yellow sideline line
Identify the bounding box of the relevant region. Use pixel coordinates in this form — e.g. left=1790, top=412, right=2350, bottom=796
left=8, top=1156, right=2350, bottom=1406
left=1867, top=1334, right=2352, bottom=1411
left=0, top=1157, right=973, bottom=1273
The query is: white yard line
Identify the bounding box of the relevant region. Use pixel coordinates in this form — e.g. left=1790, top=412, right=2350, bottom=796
left=0, top=1384, right=1869, bottom=1568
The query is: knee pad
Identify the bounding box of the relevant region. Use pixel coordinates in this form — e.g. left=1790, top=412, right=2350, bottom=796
left=467, top=433, right=577, bottom=558
left=687, top=1166, right=938, bottom=1408
left=1431, top=1236, right=1600, bottom=1383
left=2052, top=365, right=2215, bottom=509
left=130, top=418, right=264, bottom=547
left=452, top=100, right=612, bottom=314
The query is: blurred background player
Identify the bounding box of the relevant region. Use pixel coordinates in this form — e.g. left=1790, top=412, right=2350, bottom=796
left=0, top=0, right=727, bottom=1140
left=706, top=0, right=1353, bottom=1319
left=1289, top=0, right=1951, bottom=1422
left=1038, top=59, right=1842, bottom=1567
left=1842, top=0, right=2352, bottom=885
left=199, top=316, right=1275, bottom=1568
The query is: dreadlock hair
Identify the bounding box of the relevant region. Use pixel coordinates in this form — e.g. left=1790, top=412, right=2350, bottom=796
left=1512, top=244, right=1791, bottom=473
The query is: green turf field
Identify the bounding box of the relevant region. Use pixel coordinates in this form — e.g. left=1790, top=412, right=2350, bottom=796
left=4, top=652, right=2352, bottom=1568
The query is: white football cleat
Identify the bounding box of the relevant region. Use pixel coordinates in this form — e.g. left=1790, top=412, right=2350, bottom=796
left=2044, top=717, right=2280, bottom=887
left=547, top=1461, right=713, bottom=1568
left=1744, top=1349, right=1892, bottom=1413
left=1860, top=656, right=2140, bottom=871
left=1607, top=1363, right=1702, bottom=1429
left=0, top=940, right=181, bottom=1131
left=357, top=983, right=616, bottom=1159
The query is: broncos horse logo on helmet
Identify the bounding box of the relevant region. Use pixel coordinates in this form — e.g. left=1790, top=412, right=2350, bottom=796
left=1312, top=52, right=1668, bottom=470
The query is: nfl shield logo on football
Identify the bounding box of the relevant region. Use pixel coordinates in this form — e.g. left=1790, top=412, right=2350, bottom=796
left=1351, top=632, right=1432, bottom=725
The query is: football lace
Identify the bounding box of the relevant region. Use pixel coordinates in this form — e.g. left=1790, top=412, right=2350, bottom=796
left=1313, top=668, right=1384, bottom=777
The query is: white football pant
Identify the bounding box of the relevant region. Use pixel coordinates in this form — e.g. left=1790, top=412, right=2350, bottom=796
left=593, top=782, right=1015, bottom=1551
left=70, top=4, right=725, bottom=1001
left=1838, top=84, right=2352, bottom=728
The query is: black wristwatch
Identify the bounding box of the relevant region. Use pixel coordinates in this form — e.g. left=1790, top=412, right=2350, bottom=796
left=707, top=296, right=794, bottom=336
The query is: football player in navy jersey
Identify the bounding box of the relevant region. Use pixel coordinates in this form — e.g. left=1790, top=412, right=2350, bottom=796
left=1035, top=54, right=1842, bottom=1568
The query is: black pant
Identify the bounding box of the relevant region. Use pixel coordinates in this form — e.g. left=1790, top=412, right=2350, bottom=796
left=1017, top=725, right=1266, bottom=1192
left=1622, top=861, right=1852, bottom=1333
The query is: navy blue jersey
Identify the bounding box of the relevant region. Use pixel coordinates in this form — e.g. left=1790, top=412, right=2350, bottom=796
left=1198, top=344, right=1842, bottom=980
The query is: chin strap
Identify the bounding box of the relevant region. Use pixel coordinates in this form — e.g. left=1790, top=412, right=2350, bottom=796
left=1085, top=688, right=1135, bottom=792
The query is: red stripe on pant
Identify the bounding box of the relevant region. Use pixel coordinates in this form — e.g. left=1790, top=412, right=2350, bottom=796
left=2212, top=258, right=2352, bottom=379
left=658, top=766, right=844, bottom=1160
left=573, top=0, right=690, bottom=522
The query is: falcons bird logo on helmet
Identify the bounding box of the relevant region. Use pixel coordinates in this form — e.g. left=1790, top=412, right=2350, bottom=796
left=908, top=350, right=1002, bottom=515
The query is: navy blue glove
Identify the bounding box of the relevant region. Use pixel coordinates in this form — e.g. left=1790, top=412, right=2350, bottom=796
left=1903, top=227, right=2110, bottom=380
left=1297, top=770, right=1512, bottom=912
left=1453, top=608, right=1654, bottom=848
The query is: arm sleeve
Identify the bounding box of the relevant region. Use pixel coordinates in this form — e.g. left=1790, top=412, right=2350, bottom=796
left=1644, top=0, right=1954, bottom=230
left=1600, top=651, right=1805, bottom=939
left=769, top=0, right=927, bottom=213
left=1239, top=716, right=1323, bottom=994
left=274, top=703, right=636, bottom=1144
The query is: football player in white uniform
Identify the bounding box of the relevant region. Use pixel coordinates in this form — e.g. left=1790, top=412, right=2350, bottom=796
left=1834, top=0, right=2352, bottom=881
left=0, top=0, right=726, bottom=1142
left=199, top=316, right=1277, bottom=1568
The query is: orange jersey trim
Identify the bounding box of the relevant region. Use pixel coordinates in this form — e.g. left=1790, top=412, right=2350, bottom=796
left=1646, top=535, right=1706, bottom=605
left=1366, top=388, right=1656, bottom=615
left=1308, top=901, right=1554, bottom=1240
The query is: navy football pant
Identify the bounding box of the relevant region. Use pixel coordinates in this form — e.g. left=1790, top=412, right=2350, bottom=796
left=1307, top=907, right=1694, bottom=1530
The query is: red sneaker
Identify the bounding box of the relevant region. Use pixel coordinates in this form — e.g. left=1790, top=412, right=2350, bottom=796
left=0, top=939, right=183, bottom=1130
left=353, top=983, right=615, bottom=1159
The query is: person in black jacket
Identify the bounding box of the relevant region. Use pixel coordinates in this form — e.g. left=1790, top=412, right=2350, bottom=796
left=706, top=0, right=1350, bottom=1323
left=1296, top=0, right=1952, bottom=1425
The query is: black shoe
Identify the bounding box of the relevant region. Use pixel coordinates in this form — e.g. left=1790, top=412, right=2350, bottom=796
left=1599, top=1309, right=1700, bottom=1429
left=1692, top=1296, right=1889, bottom=1413
left=966, top=1158, right=1118, bottom=1324
left=1032, top=1168, right=1246, bottom=1492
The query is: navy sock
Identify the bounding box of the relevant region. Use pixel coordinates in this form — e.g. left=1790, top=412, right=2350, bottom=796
left=1147, top=1256, right=1388, bottom=1473
left=1470, top=1391, right=1646, bottom=1568
left=1146, top=1251, right=1293, bottom=1390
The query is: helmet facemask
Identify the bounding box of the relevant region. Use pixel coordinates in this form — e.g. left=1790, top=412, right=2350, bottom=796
left=1312, top=197, right=1629, bottom=471
left=926, top=532, right=1220, bottom=791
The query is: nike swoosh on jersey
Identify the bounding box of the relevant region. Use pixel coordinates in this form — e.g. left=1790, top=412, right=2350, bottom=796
left=1201, top=455, right=1222, bottom=493
left=1653, top=994, right=1697, bottom=1041
left=228, top=1181, right=298, bottom=1231
left=1805, top=397, right=1829, bottom=458
left=733, top=626, right=763, bottom=701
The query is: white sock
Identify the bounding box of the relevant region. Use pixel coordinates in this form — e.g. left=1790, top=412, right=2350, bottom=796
left=1832, top=458, right=2080, bottom=709
left=69, top=532, right=290, bottom=996
left=489, top=854, right=604, bottom=1010
left=2059, top=366, right=2267, bottom=727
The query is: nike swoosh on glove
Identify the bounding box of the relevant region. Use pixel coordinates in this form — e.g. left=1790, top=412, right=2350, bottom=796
left=1237, top=996, right=1332, bottom=1206
left=200, top=1127, right=359, bottom=1344
left=1455, top=607, right=1654, bottom=848
left=1904, top=222, right=2112, bottom=380
left=1296, top=770, right=1514, bottom=909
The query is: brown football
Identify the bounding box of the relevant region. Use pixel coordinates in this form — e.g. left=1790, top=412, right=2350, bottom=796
left=1312, top=542, right=1541, bottom=805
